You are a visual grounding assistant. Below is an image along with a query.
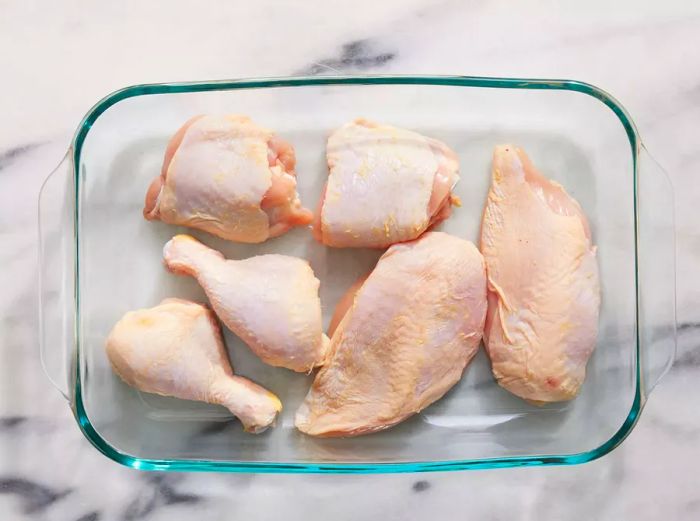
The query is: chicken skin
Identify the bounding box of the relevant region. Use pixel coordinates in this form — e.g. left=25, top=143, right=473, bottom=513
left=313, top=119, right=460, bottom=248
left=480, top=145, right=600, bottom=403
left=163, top=235, right=328, bottom=372
left=144, top=115, right=313, bottom=243
left=105, top=298, right=281, bottom=433
left=296, top=232, right=487, bottom=437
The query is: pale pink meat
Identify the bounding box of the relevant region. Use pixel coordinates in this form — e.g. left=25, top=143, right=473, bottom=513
left=480, top=145, right=600, bottom=403
left=144, top=115, right=312, bottom=243
left=296, top=232, right=487, bottom=437
left=106, top=298, right=281, bottom=433
left=313, top=119, right=460, bottom=248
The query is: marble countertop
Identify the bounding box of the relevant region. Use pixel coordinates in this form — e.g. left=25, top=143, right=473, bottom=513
left=2, top=1, right=700, bottom=519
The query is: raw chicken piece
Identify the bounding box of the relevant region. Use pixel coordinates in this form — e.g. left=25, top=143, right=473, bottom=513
left=313, top=119, right=460, bottom=248
left=163, top=235, right=328, bottom=372
left=105, top=298, right=281, bottom=433
left=480, top=145, right=600, bottom=403
left=144, top=115, right=313, bottom=243
left=296, top=232, right=487, bottom=437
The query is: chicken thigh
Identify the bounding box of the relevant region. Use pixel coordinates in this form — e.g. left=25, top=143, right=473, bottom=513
left=106, top=298, right=281, bottom=433
left=313, top=119, right=460, bottom=248
left=163, top=235, right=328, bottom=372
left=295, top=232, right=487, bottom=437
left=144, top=115, right=313, bottom=243
left=480, top=145, right=600, bottom=403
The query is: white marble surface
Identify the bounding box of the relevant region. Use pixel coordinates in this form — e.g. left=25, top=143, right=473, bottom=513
left=2, top=1, right=700, bottom=519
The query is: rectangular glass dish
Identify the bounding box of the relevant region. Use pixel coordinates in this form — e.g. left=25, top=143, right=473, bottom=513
left=38, top=75, right=676, bottom=473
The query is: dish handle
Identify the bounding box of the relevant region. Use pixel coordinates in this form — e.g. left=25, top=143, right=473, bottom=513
left=637, top=146, right=677, bottom=401
left=38, top=151, right=75, bottom=401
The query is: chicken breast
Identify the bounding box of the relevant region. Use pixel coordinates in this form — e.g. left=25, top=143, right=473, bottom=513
left=313, top=119, right=460, bottom=248
left=296, top=232, right=487, bottom=437
left=106, top=298, right=281, bottom=433
left=144, top=115, right=313, bottom=243
left=480, top=145, right=601, bottom=403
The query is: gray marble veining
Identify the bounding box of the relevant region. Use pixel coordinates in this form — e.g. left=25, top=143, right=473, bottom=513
left=296, top=39, right=397, bottom=75
left=1, top=0, right=700, bottom=520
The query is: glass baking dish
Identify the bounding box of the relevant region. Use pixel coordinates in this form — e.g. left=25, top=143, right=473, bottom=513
left=38, top=75, right=676, bottom=473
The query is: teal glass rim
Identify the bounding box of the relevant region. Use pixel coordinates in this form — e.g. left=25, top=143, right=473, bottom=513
left=70, top=74, right=642, bottom=473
